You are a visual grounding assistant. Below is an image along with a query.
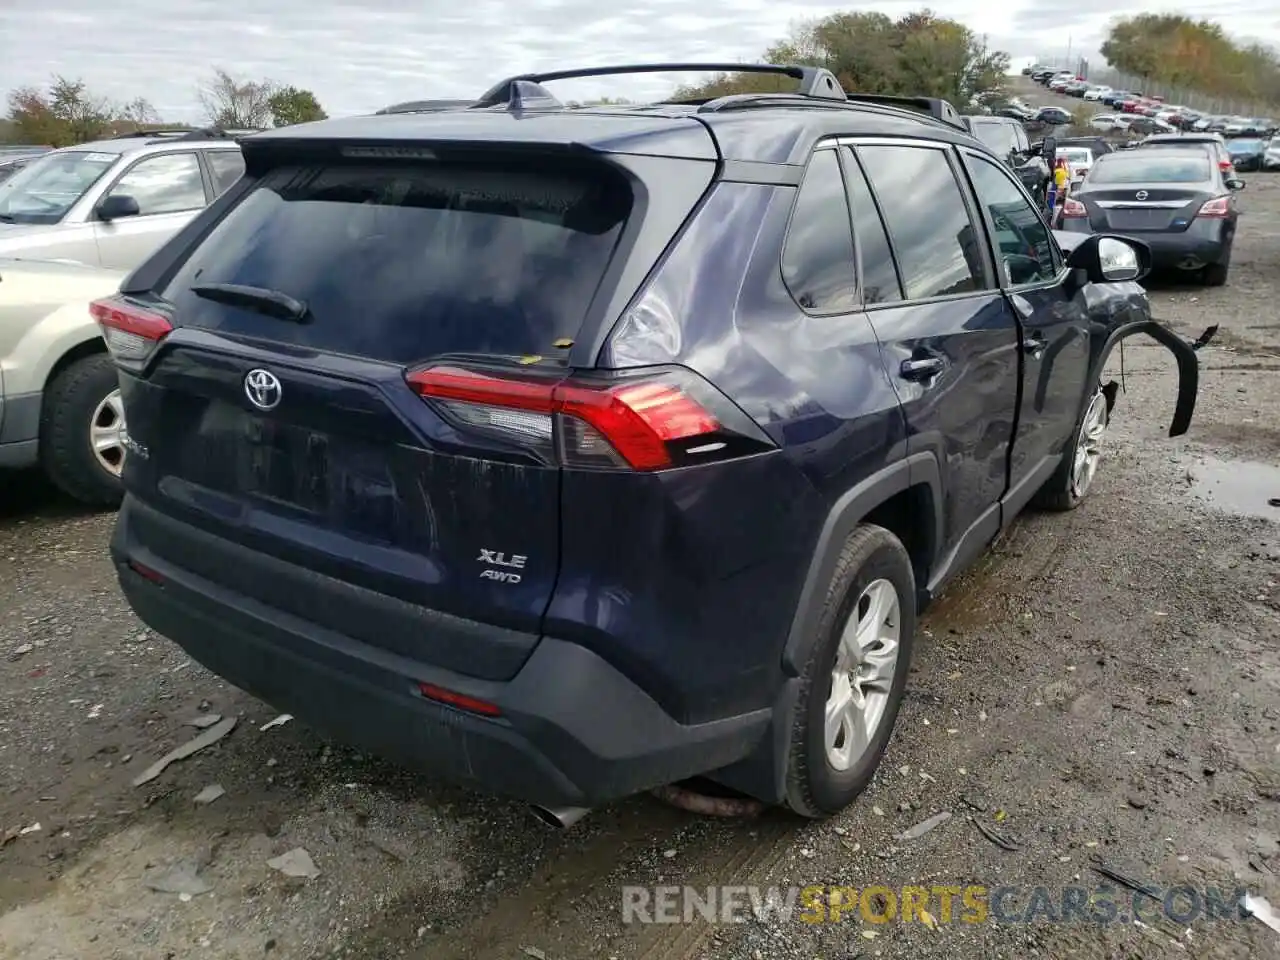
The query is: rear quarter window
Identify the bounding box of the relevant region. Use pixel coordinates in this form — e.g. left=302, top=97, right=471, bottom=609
left=159, top=156, right=632, bottom=364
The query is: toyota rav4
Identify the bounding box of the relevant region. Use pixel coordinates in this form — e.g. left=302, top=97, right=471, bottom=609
left=98, top=63, right=1200, bottom=826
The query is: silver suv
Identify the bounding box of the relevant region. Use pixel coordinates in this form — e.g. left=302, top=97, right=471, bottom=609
left=0, top=129, right=247, bottom=270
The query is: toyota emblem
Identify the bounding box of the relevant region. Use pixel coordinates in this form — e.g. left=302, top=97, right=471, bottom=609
left=244, top=369, right=282, bottom=411
left=1135, top=190, right=1149, bottom=200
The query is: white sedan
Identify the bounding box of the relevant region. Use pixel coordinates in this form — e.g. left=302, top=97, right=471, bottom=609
left=1089, top=114, right=1130, bottom=132
left=0, top=257, right=127, bottom=504
left=1083, top=85, right=1113, bottom=101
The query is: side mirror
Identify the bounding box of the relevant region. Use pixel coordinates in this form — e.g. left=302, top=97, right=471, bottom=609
left=1065, top=233, right=1150, bottom=286
left=96, top=194, right=141, bottom=222
left=1226, top=178, right=1246, bottom=191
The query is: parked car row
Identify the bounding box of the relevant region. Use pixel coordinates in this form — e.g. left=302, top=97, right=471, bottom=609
left=992, top=98, right=1075, bottom=128
left=1026, top=66, right=1276, bottom=137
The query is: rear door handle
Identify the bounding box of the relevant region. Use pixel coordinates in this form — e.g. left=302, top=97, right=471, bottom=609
left=899, top=355, right=944, bottom=381
left=1023, top=332, right=1047, bottom=358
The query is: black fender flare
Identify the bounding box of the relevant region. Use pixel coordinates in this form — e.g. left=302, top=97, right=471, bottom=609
left=710, top=452, right=943, bottom=804
left=1089, top=319, right=1199, bottom=437
left=780, top=452, right=943, bottom=677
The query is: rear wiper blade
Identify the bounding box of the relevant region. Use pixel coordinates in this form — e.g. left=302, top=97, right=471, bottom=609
left=189, top=282, right=310, bottom=323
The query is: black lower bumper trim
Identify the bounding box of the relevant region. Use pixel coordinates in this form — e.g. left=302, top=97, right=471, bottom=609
left=111, top=498, right=771, bottom=807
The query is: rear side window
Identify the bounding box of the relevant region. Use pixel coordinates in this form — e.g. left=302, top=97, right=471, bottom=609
left=842, top=149, right=901, bottom=304
left=160, top=157, right=631, bottom=363
left=206, top=150, right=245, bottom=196
left=780, top=149, right=857, bottom=313
left=856, top=145, right=988, bottom=300
left=107, top=152, right=206, bottom=215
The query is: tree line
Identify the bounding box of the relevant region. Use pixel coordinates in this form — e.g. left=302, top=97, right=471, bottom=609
left=669, top=10, right=1010, bottom=106
left=1101, top=15, right=1280, bottom=106
left=2, top=68, right=328, bottom=146
left=5, top=11, right=1272, bottom=148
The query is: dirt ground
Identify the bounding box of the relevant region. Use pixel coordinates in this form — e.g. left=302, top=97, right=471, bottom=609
left=2, top=98, right=1279, bottom=960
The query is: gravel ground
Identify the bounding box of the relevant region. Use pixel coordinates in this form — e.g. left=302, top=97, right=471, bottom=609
left=2, top=90, right=1278, bottom=960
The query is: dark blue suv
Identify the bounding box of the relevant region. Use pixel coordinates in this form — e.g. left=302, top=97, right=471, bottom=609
left=96, top=64, right=1199, bottom=826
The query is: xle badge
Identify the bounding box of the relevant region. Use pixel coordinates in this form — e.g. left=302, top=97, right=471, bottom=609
left=478, top=549, right=527, bottom=584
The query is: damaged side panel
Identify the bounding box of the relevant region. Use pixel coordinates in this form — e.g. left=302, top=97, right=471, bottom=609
left=1076, top=279, right=1205, bottom=439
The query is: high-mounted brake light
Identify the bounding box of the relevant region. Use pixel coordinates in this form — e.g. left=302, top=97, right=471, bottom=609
left=91, top=297, right=173, bottom=363
left=406, top=364, right=772, bottom=472
left=1061, top=198, right=1087, bottom=219
left=1196, top=195, right=1231, bottom=218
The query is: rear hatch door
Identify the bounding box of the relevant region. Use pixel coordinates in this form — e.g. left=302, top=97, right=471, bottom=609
left=119, top=141, right=692, bottom=680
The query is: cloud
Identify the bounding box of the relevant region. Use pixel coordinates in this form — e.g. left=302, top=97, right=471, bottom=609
left=1, top=0, right=1277, bottom=121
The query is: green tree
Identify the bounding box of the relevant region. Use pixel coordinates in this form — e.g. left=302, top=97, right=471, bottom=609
left=7, top=76, right=114, bottom=146
left=671, top=10, right=1009, bottom=107
left=268, top=85, right=328, bottom=126
left=1101, top=15, right=1280, bottom=104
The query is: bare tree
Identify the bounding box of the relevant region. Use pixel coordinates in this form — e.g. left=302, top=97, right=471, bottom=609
left=118, top=97, right=162, bottom=126
left=198, top=68, right=276, bottom=128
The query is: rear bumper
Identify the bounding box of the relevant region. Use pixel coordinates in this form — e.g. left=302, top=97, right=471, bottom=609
left=1061, top=221, right=1230, bottom=270
left=0, top=390, right=41, bottom=469
left=1135, top=231, right=1230, bottom=270
left=110, top=496, right=770, bottom=808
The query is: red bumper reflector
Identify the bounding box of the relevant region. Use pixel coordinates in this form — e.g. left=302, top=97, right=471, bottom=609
left=127, top=559, right=166, bottom=585
left=418, top=682, right=502, bottom=717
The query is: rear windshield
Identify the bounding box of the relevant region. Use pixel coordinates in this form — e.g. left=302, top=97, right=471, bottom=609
left=160, top=157, right=631, bottom=363
left=1089, top=155, right=1210, bottom=183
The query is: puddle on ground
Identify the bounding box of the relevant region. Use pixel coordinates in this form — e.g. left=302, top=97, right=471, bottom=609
left=1182, top=455, right=1280, bottom=521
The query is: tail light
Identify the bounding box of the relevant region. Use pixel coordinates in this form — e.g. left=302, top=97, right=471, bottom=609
left=406, top=364, right=775, bottom=472
left=1197, top=196, right=1231, bottom=219
left=1218, top=159, right=1232, bottom=173
left=91, top=297, right=173, bottom=363
left=1061, top=198, right=1087, bottom=219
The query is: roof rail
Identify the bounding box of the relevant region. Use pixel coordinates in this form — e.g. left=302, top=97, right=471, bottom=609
left=110, top=129, right=193, bottom=139
left=473, top=62, right=847, bottom=109
left=375, top=99, right=476, bottom=115
left=110, top=126, right=262, bottom=142
left=844, top=94, right=964, bottom=130
left=699, top=91, right=965, bottom=131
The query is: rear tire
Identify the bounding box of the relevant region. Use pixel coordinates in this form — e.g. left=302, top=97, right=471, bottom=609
left=1202, top=256, right=1230, bottom=287
left=784, top=525, right=916, bottom=818
left=1033, top=381, right=1109, bottom=512
left=39, top=353, right=126, bottom=508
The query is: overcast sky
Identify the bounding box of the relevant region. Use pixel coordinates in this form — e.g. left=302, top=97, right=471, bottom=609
left=2, top=0, right=1278, bottom=122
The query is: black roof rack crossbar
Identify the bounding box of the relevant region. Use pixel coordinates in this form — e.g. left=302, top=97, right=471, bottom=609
left=843, top=94, right=964, bottom=129
left=474, top=62, right=847, bottom=108
left=109, top=127, right=262, bottom=142
left=110, top=129, right=193, bottom=139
